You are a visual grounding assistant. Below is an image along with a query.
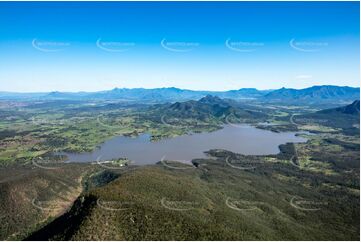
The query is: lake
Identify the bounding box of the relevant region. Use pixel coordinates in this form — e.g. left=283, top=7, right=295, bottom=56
left=62, top=124, right=307, bottom=165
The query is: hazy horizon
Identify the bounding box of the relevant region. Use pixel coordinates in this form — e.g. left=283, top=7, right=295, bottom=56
left=0, top=84, right=360, bottom=94
left=0, top=1, right=359, bottom=92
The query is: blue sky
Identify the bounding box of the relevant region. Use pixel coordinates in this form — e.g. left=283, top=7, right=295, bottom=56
left=0, top=1, right=359, bottom=92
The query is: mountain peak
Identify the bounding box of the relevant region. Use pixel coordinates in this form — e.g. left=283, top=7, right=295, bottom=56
left=339, top=100, right=360, bottom=115
left=199, top=95, right=223, bottom=104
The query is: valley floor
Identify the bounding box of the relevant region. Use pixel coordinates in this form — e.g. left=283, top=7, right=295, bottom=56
left=0, top=98, right=359, bottom=240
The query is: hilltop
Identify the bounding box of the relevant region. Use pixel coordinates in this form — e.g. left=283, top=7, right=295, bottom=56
left=318, top=100, right=360, bottom=115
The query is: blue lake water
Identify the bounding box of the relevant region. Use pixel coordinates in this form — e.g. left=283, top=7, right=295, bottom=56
left=63, top=124, right=307, bottom=165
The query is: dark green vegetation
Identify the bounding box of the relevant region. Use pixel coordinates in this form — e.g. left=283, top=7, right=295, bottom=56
left=0, top=163, right=97, bottom=240
left=26, top=147, right=359, bottom=240
left=295, top=100, right=360, bottom=135
left=0, top=86, right=359, bottom=240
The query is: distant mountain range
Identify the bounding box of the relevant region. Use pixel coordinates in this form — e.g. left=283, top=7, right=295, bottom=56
left=0, top=87, right=268, bottom=102
left=263, top=85, right=360, bottom=103
left=44, top=87, right=271, bottom=102
left=0, top=85, right=359, bottom=103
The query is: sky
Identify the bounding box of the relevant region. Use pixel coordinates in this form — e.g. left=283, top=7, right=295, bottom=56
left=0, top=1, right=359, bottom=92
